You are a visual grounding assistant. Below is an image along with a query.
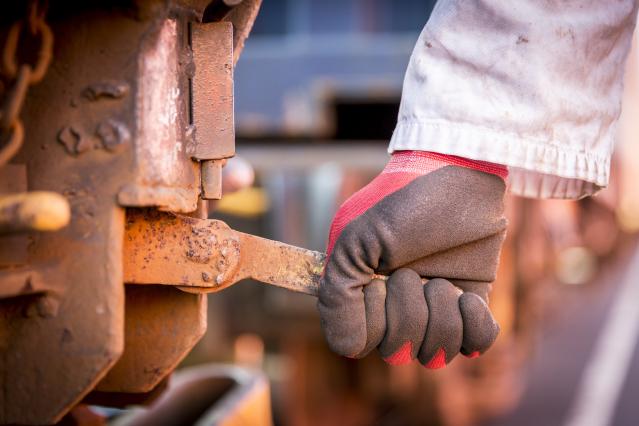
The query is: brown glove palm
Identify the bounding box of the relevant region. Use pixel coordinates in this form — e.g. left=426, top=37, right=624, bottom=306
left=318, top=151, right=507, bottom=368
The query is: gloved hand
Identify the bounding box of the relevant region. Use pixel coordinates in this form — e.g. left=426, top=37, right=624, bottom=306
left=318, top=151, right=508, bottom=368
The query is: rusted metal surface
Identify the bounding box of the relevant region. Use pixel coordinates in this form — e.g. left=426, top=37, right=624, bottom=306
left=117, top=1, right=265, bottom=211
left=0, top=4, right=153, bottom=421
left=0, top=164, right=28, bottom=266
left=191, top=21, right=234, bottom=160
left=0, top=1, right=227, bottom=422
left=117, top=16, right=200, bottom=213
left=96, top=285, right=207, bottom=393
left=124, top=209, right=241, bottom=290
left=0, top=1, right=265, bottom=422
left=0, top=163, right=26, bottom=193
left=231, top=231, right=325, bottom=296
left=0, top=268, right=52, bottom=299
left=201, top=159, right=224, bottom=199
left=123, top=210, right=325, bottom=295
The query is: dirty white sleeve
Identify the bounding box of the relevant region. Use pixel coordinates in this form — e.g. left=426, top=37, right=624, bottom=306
left=389, top=0, right=638, bottom=199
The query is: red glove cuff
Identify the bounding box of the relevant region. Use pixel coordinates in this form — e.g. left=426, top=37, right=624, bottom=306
left=385, top=151, right=508, bottom=180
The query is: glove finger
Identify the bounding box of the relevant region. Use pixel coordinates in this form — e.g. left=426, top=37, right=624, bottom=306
left=418, top=278, right=463, bottom=369
left=459, top=292, right=500, bottom=357
left=318, top=230, right=375, bottom=357
left=355, top=279, right=387, bottom=358
left=379, top=268, right=428, bottom=365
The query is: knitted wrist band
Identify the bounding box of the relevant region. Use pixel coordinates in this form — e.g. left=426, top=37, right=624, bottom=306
left=384, top=151, right=508, bottom=180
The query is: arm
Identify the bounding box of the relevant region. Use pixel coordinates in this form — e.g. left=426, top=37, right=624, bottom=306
left=318, top=0, right=638, bottom=368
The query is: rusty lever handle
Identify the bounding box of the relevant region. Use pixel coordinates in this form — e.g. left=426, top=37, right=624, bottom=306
left=123, top=210, right=426, bottom=297
left=229, top=231, right=429, bottom=296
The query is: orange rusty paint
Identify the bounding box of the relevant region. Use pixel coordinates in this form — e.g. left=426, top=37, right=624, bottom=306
left=96, top=285, right=207, bottom=393
left=123, top=209, right=241, bottom=291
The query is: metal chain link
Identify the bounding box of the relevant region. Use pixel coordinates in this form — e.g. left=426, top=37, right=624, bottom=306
left=0, top=120, right=24, bottom=167
left=0, top=0, right=53, bottom=167
left=28, top=0, right=49, bottom=35
left=1, top=65, right=32, bottom=131
left=2, top=19, right=53, bottom=84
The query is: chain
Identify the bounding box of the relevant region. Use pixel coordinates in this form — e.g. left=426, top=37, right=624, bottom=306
left=0, top=121, right=24, bottom=167
left=1, top=65, right=31, bottom=131
left=0, top=0, right=53, bottom=167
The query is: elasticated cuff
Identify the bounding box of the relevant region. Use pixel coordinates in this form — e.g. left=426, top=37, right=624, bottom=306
left=389, top=119, right=608, bottom=199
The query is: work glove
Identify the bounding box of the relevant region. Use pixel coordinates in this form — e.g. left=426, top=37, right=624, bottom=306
left=318, top=151, right=508, bottom=368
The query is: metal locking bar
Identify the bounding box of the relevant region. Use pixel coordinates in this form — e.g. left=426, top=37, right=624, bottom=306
left=123, top=210, right=425, bottom=297
left=123, top=209, right=323, bottom=295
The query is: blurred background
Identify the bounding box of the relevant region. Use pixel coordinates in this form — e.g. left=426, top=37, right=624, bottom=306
left=180, top=1, right=639, bottom=425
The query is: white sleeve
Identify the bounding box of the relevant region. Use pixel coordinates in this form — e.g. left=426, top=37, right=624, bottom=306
left=390, top=0, right=638, bottom=199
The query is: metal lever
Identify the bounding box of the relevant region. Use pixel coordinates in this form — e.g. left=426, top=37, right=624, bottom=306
left=124, top=210, right=424, bottom=296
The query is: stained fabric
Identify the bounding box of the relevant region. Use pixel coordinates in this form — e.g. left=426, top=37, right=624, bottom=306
left=390, top=0, right=639, bottom=199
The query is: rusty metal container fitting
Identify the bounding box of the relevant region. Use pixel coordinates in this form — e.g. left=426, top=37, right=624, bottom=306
left=0, top=0, right=262, bottom=424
